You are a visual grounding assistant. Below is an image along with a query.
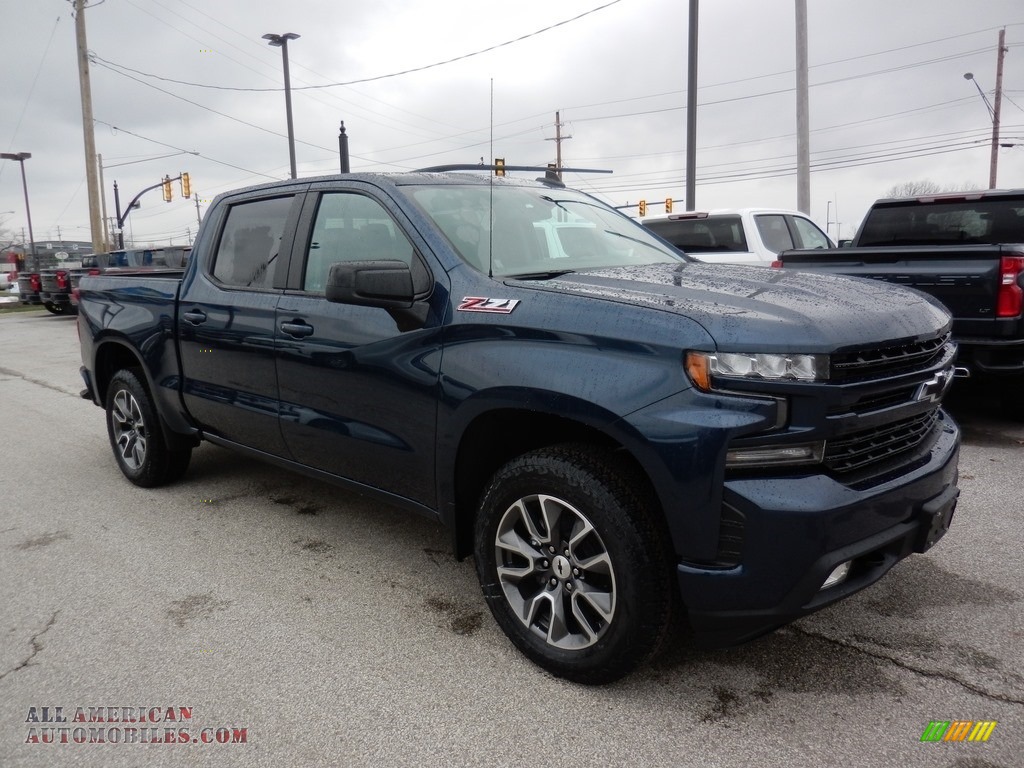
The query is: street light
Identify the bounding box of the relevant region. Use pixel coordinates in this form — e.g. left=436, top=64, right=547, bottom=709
left=263, top=32, right=300, bottom=180
left=0, top=152, right=38, bottom=271
left=964, top=71, right=1002, bottom=189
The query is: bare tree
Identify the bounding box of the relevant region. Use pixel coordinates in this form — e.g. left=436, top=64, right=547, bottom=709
left=885, top=180, right=985, bottom=198
left=885, top=180, right=943, bottom=198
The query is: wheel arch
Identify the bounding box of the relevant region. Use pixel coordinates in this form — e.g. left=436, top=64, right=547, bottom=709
left=93, top=337, right=198, bottom=451
left=447, top=405, right=659, bottom=560
left=93, top=337, right=148, bottom=404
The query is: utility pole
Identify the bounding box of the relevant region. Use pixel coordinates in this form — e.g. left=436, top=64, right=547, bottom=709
left=194, top=194, right=202, bottom=225
left=795, top=0, right=810, bottom=214
left=685, top=0, right=698, bottom=210
left=546, top=111, right=572, bottom=181
left=990, top=28, right=1007, bottom=189
left=74, top=0, right=104, bottom=253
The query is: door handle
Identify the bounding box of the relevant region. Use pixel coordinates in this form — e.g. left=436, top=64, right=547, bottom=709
left=183, top=309, right=207, bottom=325
left=280, top=320, right=314, bottom=338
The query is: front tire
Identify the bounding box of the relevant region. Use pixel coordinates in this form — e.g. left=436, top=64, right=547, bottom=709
left=105, top=369, right=192, bottom=487
left=474, top=444, right=673, bottom=684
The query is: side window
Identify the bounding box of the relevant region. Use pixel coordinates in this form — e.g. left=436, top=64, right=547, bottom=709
left=303, top=193, right=416, bottom=293
left=755, top=215, right=796, bottom=254
left=211, top=196, right=293, bottom=289
left=791, top=216, right=831, bottom=249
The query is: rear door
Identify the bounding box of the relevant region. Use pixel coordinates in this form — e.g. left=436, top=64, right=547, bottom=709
left=274, top=182, right=446, bottom=507
left=177, top=188, right=304, bottom=455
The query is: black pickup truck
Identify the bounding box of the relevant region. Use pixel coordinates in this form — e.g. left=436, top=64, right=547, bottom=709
left=777, top=189, right=1024, bottom=415
left=78, top=170, right=960, bottom=683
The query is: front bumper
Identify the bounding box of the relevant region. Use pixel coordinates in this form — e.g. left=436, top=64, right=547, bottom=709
left=679, top=413, right=960, bottom=647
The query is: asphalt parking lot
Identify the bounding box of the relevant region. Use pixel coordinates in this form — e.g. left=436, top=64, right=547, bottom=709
left=1, top=308, right=1022, bottom=767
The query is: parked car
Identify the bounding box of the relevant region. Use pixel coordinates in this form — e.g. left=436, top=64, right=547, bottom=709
left=640, top=208, right=833, bottom=265
left=79, top=170, right=959, bottom=684
left=776, top=188, right=1024, bottom=416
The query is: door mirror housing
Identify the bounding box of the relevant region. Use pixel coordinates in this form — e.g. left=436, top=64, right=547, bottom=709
left=326, top=260, right=415, bottom=308
left=325, top=259, right=433, bottom=330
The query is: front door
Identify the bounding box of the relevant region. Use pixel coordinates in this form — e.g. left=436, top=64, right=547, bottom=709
left=275, top=188, right=445, bottom=507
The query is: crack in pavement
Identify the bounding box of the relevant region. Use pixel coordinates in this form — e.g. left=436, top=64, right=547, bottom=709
left=0, top=365, right=79, bottom=398
left=0, top=611, right=60, bottom=683
left=789, top=625, right=1024, bottom=706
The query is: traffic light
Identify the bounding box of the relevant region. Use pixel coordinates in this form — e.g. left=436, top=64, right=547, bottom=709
left=494, top=158, right=505, bottom=177
left=665, top=197, right=673, bottom=214
left=162, top=176, right=173, bottom=203
left=638, top=199, right=646, bottom=217
left=180, top=172, right=191, bottom=199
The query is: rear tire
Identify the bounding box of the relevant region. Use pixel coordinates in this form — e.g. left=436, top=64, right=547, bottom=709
left=474, top=444, right=673, bottom=684
left=105, top=369, right=192, bottom=487
left=43, top=302, right=64, bottom=315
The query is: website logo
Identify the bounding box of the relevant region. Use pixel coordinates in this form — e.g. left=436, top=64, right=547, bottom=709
left=920, top=720, right=997, bottom=743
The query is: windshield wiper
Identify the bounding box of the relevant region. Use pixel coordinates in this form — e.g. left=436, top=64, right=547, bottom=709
left=505, top=269, right=577, bottom=280
left=540, top=195, right=606, bottom=212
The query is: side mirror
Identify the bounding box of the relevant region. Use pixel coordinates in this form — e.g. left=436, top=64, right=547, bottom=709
left=326, top=260, right=415, bottom=308
left=325, top=259, right=432, bottom=313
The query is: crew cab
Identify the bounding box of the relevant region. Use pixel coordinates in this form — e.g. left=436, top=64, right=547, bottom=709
left=78, top=170, right=960, bottom=684
left=776, top=189, right=1024, bottom=416
left=640, top=208, right=833, bottom=265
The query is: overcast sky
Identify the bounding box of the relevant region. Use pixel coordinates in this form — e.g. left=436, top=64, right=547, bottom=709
left=2, top=0, right=1022, bottom=250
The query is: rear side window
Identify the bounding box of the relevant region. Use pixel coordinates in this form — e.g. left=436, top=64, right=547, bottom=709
left=755, top=215, right=795, bottom=254
left=303, top=193, right=415, bottom=293
left=212, top=196, right=293, bottom=289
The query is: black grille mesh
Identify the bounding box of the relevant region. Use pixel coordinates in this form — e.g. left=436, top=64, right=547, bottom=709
left=830, top=334, right=950, bottom=382
left=824, top=410, right=940, bottom=473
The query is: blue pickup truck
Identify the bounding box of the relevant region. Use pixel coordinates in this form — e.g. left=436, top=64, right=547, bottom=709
left=78, top=170, right=961, bottom=683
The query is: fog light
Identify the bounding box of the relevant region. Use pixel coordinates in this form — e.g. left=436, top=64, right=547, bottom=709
left=820, top=561, right=852, bottom=590
left=725, top=442, right=824, bottom=467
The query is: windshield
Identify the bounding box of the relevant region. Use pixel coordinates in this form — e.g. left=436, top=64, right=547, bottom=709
left=407, top=184, right=682, bottom=277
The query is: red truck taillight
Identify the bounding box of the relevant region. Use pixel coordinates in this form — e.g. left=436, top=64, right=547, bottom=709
left=56, top=270, right=69, bottom=290
left=30, top=273, right=41, bottom=292
left=996, top=255, right=1024, bottom=318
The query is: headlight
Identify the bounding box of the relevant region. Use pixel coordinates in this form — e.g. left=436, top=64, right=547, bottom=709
left=686, top=351, right=828, bottom=392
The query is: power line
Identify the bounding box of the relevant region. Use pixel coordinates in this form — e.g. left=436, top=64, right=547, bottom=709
left=89, top=1, right=624, bottom=92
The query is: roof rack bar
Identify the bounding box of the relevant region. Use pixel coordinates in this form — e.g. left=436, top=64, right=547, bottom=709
left=414, top=164, right=612, bottom=174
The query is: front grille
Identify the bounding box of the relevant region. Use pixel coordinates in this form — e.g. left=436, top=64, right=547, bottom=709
left=830, top=334, right=950, bottom=382
left=824, top=410, right=940, bottom=473
left=828, top=385, right=918, bottom=416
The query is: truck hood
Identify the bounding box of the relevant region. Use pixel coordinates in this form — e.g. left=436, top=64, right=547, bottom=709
left=516, top=262, right=951, bottom=351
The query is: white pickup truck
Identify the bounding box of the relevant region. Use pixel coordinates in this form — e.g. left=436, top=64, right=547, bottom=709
left=640, top=208, right=833, bottom=266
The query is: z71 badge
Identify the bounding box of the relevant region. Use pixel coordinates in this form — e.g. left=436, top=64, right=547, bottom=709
left=457, top=297, right=521, bottom=314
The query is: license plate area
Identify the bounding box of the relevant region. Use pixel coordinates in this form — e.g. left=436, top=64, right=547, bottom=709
left=914, top=485, right=959, bottom=553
